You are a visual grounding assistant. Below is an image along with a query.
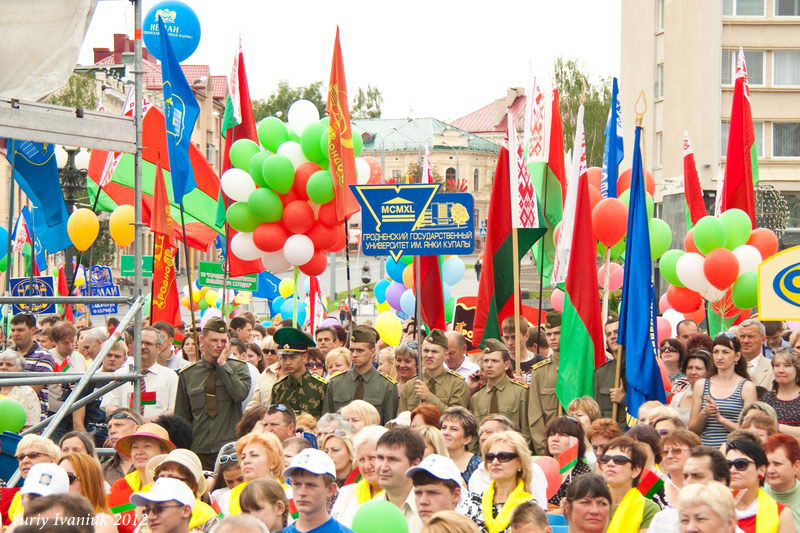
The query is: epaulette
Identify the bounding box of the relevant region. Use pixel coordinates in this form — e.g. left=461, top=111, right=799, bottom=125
left=510, top=378, right=529, bottom=389
left=447, top=370, right=465, bottom=380
left=178, top=362, right=197, bottom=374
left=328, top=370, right=347, bottom=380
left=531, top=359, right=552, bottom=371
left=378, top=371, right=397, bottom=384
left=310, top=373, right=328, bottom=384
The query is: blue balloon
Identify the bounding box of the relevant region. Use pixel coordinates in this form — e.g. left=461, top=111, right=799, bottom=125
left=0, top=228, right=8, bottom=257
left=296, top=302, right=307, bottom=325
left=442, top=283, right=451, bottom=303
left=400, top=289, right=416, bottom=316
left=302, top=276, right=310, bottom=295
left=442, top=257, right=466, bottom=286
left=386, top=258, right=405, bottom=284
left=280, top=297, right=295, bottom=318
left=374, top=279, right=390, bottom=304
left=142, top=1, right=202, bottom=62
left=261, top=321, right=272, bottom=327
left=271, top=296, right=285, bottom=316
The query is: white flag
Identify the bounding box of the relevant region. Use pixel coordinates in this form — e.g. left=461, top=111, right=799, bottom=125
left=507, top=113, right=539, bottom=229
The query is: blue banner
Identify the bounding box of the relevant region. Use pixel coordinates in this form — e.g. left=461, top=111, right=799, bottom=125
left=20, top=207, right=46, bottom=272
left=601, top=78, right=624, bottom=198
left=254, top=271, right=281, bottom=300
left=10, top=276, right=55, bottom=315
left=80, top=265, right=120, bottom=315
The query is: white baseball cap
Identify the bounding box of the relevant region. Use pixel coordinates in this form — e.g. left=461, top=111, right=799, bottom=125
left=130, top=477, right=195, bottom=510
left=405, top=454, right=466, bottom=491
left=283, top=448, right=336, bottom=479
left=21, top=463, right=70, bottom=497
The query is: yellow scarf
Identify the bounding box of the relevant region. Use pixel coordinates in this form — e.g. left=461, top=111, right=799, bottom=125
left=8, top=491, right=23, bottom=522
left=755, top=488, right=780, bottom=533
left=124, top=470, right=142, bottom=491
left=355, top=478, right=384, bottom=504
left=189, top=500, right=218, bottom=530
left=607, top=488, right=646, bottom=533
left=228, top=481, right=250, bottom=515
left=481, top=479, right=532, bottom=533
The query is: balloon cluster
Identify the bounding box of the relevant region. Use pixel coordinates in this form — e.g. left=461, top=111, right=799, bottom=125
left=180, top=283, right=251, bottom=325
left=222, top=99, right=374, bottom=275
left=659, top=209, right=777, bottom=322
left=267, top=278, right=309, bottom=326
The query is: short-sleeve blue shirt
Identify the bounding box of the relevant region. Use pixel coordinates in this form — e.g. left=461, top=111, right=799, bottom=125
left=283, top=517, right=354, bottom=533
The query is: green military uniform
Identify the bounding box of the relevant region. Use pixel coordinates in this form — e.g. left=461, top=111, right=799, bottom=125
left=323, top=327, right=398, bottom=424
left=174, top=318, right=251, bottom=470
left=594, top=358, right=627, bottom=426
left=398, top=329, right=467, bottom=412
left=527, top=312, right=561, bottom=455
left=270, top=327, right=327, bottom=418
left=469, top=339, right=532, bottom=446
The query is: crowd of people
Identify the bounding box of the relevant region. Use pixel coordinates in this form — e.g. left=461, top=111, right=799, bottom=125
left=0, top=308, right=798, bottom=533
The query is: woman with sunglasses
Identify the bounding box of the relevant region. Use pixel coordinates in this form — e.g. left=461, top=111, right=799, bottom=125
left=725, top=438, right=795, bottom=533
left=656, top=429, right=700, bottom=506
left=596, top=436, right=660, bottom=533
left=395, top=342, right=419, bottom=389
left=689, top=334, right=757, bottom=447
left=209, top=443, right=244, bottom=517
left=305, top=347, right=326, bottom=378
left=659, top=338, right=687, bottom=387
left=471, top=430, right=537, bottom=533
left=58, top=453, right=117, bottom=533
left=8, top=435, right=62, bottom=523
left=545, top=417, right=592, bottom=508
left=761, top=349, right=800, bottom=438
left=669, top=349, right=711, bottom=426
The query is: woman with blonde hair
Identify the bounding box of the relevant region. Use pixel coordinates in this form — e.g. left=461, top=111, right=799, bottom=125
left=414, top=426, right=449, bottom=458
left=761, top=349, right=800, bottom=438
left=422, top=510, right=480, bottom=533
left=8, top=434, right=62, bottom=522
left=59, top=453, right=116, bottom=533
left=322, top=431, right=359, bottom=487
left=677, top=481, right=737, bottom=533
left=240, top=478, right=289, bottom=532
left=325, top=347, right=352, bottom=378
left=378, top=347, right=397, bottom=380
left=339, top=399, right=380, bottom=433
left=227, top=432, right=288, bottom=516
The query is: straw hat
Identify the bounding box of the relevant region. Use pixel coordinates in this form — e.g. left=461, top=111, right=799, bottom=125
left=115, top=423, right=175, bottom=458
left=144, top=448, right=206, bottom=496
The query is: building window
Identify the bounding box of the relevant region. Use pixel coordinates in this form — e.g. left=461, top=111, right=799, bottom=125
left=721, top=120, right=764, bottom=157
left=655, top=64, right=664, bottom=99
left=776, top=0, right=800, bottom=15
left=774, top=51, right=800, bottom=86
left=723, top=0, right=765, bottom=15
left=473, top=169, right=479, bottom=191
left=721, top=49, right=764, bottom=85
left=392, top=169, right=402, bottom=180
left=773, top=123, right=800, bottom=157
left=445, top=167, right=456, bottom=192
left=656, top=0, right=664, bottom=30
left=206, top=143, right=216, bottom=165
left=655, top=132, right=663, bottom=168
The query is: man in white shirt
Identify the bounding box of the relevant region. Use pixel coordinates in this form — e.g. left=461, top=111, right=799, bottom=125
left=101, top=326, right=178, bottom=421
left=376, top=427, right=425, bottom=533
left=444, top=331, right=479, bottom=378
left=737, top=319, right=775, bottom=389
left=153, top=321, right=188, bottom=371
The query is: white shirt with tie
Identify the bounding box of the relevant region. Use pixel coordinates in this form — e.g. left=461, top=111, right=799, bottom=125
left=100, top=362, right=178, bottom=419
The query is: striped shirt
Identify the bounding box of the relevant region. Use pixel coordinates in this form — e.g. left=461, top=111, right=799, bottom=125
left=20, top=343, right=55, bottom=419
left=701, top=378, right=746, bottom=447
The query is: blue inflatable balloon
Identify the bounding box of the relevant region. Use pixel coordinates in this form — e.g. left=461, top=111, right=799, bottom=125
left=442, top=283, right=451, bottom=303
left=142, top=1, right=202, bottom=62
left=442, top=257, right=466, bottom=286
left=271, top=296, right=285, bottom=316
left=296, top=302, right=307, bottom=325
left=386, top=258, right=405, bottom=284
left=261, top=321, right=272, bottom=327
left=302, top=276, right=310, bottom=295
left=0, top=228, right=8, bottom=257
left=374, top=279, right=390, bottom=304
left=280, top=297, right=295, bottom=318
left=400, top=289, right=416, bottom=316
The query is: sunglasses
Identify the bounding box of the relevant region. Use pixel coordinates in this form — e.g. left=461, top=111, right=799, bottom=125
left=218, top=453, right=237, bottom=465
left=599, top=455, right=632, bottom=466
left=66, top=472, right=80, bottom=484
left=660, top=346, right=677, bottom=353
left=405, top=341, right=419, bottom=349
left=727, top=458, right=754, bottom=471
left=143, top=504, right=184, bottom=515
left=16, top=452, right=47, bottom=461
left=485, top=452, right=518, bottom=463
left=268, top=404, right=288, bottom=413
left=110, top=411, right=135, bottom=421
left=305, top=361, right=324, bottom=369
left=657, top=428, right=671, bottom=436
left=264, top=349, right=277, bottom=355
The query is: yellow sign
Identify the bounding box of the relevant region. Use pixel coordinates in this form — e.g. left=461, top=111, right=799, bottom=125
left=758, top=245, right=800, bottom=320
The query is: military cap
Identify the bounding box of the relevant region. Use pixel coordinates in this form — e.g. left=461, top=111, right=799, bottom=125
left=203, top=317, right=228, bottom=334
left=274, top=327, right=316, bottom=355
left=483, top=338, right=509, bottom=358
left=424, top=329, right=448, bottom=349
left=606, top=311, right=620, bottom=324
left=351, top=325, right=378, bottom=345
left=544, top=311, right=562, bottom=329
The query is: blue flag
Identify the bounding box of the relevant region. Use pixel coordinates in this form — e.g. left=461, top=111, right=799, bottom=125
left=254, top=271, right=281, bottom=300
left=32, top=207, right=71, bottom=254
left=157, top=16, right=199, bottom=205
left=20, top=207, right=47, bottom=272
left=618, top=126, right=665, bottom=420
left=601, top=78, right=624, bottom=198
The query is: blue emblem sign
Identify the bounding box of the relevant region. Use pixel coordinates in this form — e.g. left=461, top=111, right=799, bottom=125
left=9, top=276, right=55, bottom=315
left=142, top=1, right=201, bottom=62
left=351, top=184, right=475, bottom=261
left=80, top=266, right=120, bottom=315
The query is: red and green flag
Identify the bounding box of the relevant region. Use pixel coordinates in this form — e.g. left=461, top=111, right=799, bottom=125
left=637, top=468, right=665, bottom=499
left=682, top=131, right=707, bottom=229
left=414, top=255, right=446, bottom=331
left=558, top=437, right=580, bottom=474
left=54, top=359, right=71, bottom=373
left=129, top=391, right=156, bottom=407
left=288, top=498, right=299, bottom=520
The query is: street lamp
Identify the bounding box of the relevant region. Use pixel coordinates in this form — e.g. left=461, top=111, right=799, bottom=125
left=56, top=146, right=90, bottom=286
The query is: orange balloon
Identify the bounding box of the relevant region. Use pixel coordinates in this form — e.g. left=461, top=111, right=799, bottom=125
left=588, top=185, right=602, bottom=210
left=402, top=264, right=415, bottom=291
left=684, top=306, right=706, bottom=323
left=592, top=198, right=628, bottom=247
left=747, top=228, right=779, bottom=260
left=617, top=168, right=656, bottom=196
left=586, top=167, right=602, bottom=191
left=684, top=229, right=702, bottom=255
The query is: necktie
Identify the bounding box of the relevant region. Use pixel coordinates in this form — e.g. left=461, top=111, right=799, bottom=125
left=428, top=376, right=436, bottom=397
left=354, top=375, right=365, bottom=400
left=205, top=365, right=218, bottom=417
left=489, top=386, right=499, bottom=414
left=136, top=369, right=148, bottom=415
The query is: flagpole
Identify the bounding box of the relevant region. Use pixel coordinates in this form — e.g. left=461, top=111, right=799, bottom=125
left=292, top=266, right=299, bottom=328
left=601, top=248, right=612, bottom=330
left=536, top=170, right=549, bottom=328
left=222, top=222, right=229, bottom=318
left=344, top=218, right=353, bottom=336
left=179, top=205, right=199, bottom=347
left=4, top=140, right=16, bottom=300
left=512, top=228, right=522, bottom=375
left=414, top=255, right=423, bottom=372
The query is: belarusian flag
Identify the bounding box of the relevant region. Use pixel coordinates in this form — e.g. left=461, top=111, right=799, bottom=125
left=288, top=498, right=299, bottom=520
left=682, top=131, right=706, bottom=229
left=309, top=276, right=324, bottom=333
left=54, top=359, right=71, bottom=373
left=558, top=437, right=579, bottom=474
left=130, top=391, right=156, bottom=407
left=637, top=468, right=665, bottom=499
left=556, top=105, right=606, bottom=409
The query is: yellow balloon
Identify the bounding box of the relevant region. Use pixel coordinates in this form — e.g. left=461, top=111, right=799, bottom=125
left=74, top=276, right=86, bottom=288
left=180, top=296, right=190, bottom=308
left=375, top=311, right=402, bottom=346
left=109, top=205, right=135, bottom=247
left=67, top=208, right=99, bottom=252
left=200, top=286, right=209, bottom=297
left=279, top=278, right=295, bottom=299
left=192, top=290, right=203, bottom=303
left=234, top=292, right=251, bottom=305
left=205, top=290, right=218, bottom=307
left=376, top=301, right=391, bottom=313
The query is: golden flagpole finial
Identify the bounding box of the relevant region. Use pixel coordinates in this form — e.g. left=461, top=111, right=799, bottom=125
left=634, top=90, right=647, bottom=127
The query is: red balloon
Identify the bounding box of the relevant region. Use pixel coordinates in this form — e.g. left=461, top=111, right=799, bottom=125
left=658, top=293, right=671, bottom=313
left=363, top=156, right=382, bottom=182
left=684, top=306, right=706, bottom=323
left=282, top=201, right=315, bottom=234
left=318, top=202, right=338, bottom=227
left=703, top=248, right=740, bottom=290
left=618, top=168, right=656, bottom=196
left=733, top=308, right=751, bottom=325
left=280, top=188, right=302, bottom=206
left=684, top=229, right=702, bottom=255
left=588, top=185, right=602, bottom=211
left=747, top=228, right=779, bottom=260
left=666, top=285, right=703, bottom=313
left=300, top=250, right=327, bottom=276
left=592, top=198, right=628, bottom=247
left=305, top=222, right=338, bottom=251
left=253, top=223, right=289, bottom=252
left=293, top=162, right=321, bottom=201
left=587, top=167, right=602, bottom=191
left=327, top=225, right=346, bottom=252
left=532, top=456, right=561, bottom=500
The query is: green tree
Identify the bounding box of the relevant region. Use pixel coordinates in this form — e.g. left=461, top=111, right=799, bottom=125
left=351, top=84, right=383, bottom=119
left=404, top=160, right=442, bottom=184
left=553, top=57, right=611, bottom=167
left=80, top=216, right=116, bottom=268
left=252, top=81, right=326, bottom=123
left=45, top=73, right=98, bottom=109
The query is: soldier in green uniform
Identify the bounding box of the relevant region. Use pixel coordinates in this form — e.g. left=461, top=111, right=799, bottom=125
left=528, top=311, right=562, bottom=455
left=398, top=329, right=467, bottom=412
left=270, top=327, right=327, bottom=418
left=174, top=317, right=251, bottom=470
left=469, top=338, right=532, bottom=447
left=322, top=326, right=398, bottom=424
left=595, top=312, right=626, bottom=425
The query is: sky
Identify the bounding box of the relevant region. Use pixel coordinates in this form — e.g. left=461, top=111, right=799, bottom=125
left=80, top=0, right=621, bottom=122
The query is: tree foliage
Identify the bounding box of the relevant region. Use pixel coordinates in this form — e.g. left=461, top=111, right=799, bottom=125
left=45, top=73, right=98, bottom=109
left=553, top=57, right=611, bottom=168
left=252, top=81, right=326, bottom=123
left=351, top=84, right=383, bottom=119
left=80, top=216, right=116, bottom=268
left=405, top=160, right=441, bottom=184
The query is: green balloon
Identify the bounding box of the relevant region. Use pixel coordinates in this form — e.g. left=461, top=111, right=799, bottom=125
left=319, top=125, right=330, bottom=160
left=229, top=139, right=260, bottom=170
left=400, top=255, right=413, bottom=265
left=262, top=155, right=295, bottom=194
left=300, top=122, right=327, bottom=163
left=0, top=398, right=26, bottom=432
left=257, top=117, right=289, bottom=153
left=248, top=188, right=284, bottom=222
left=353, top=130, right=364, bottom=156
left=646, top=193, right=654, bottom=219
left=693, top=216, right=728, bottom=255
left=618, top=189, right=653, bottom=219
left=199, top=299, right=209, bottom=311
left=288, top=130, right=301, bottom=143
left=307, top=170, right=335, bottom=205
left=719, top=208, right=752, bottom=250
left=659, top=249, right=685, bottom=287
left=731, top=271, right=758, bottom=309
left=0, top=255, right=6, bottom=273
left=352, top=500, right=408, bottom=533
left=649, top=218, right=672, bottom=260
left=318, top=158, right=330, bottom=170
left=610, top=238, right=626, bottom=261
left=248, top=151, right=271, bottom=188
left=445, top=295, right=455, bottom=323
left=226, top=202, right=260, bottom=232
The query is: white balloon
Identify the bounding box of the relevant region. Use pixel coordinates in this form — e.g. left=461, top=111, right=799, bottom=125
left=230, top=232, right=262, bottom=261
left=200, top=307, right=223, bottom=327
left=287, top=100, right=320, bottom=136
left=703, top=286, right=727, bottom=302
left=676, top=253, right=711, bottom=294
left=221, top=168, right=256, bottom=202
left=662, top=308, right=685, bottom=333
left=733, top=244, right=762, bottom=274
left=283, top=234, right=315, bottom=266
left=277, top=141, right=309, bottom=169
left=356, top=158, right=370, bottom=184
left=262, top=251, right=291, bottom=273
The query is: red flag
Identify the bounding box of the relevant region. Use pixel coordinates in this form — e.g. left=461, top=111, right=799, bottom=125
left=150, top=157, right=181, bottom=327
left=309, top=276, right=324, bottom=333
left=682, top=131, right=707, bottom=226
left=150, top=158, right=176, bottom=246
left=548, top=89, right=568, bottom=205
left=414, top=256, right=446, bottom=331
left=57, top=263, right=73, bottom=322
left=721, top=49, right=756, bottom=225
left=326, top=27, right=359, bottom=222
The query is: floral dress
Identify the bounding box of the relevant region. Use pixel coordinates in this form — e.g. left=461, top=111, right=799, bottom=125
left=548, top=460, right=591, bottom=506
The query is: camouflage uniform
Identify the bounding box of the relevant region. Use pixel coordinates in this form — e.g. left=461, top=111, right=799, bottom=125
left=271, top=370, right=328, bottom=418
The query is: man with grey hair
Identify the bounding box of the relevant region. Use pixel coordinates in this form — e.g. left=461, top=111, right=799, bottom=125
left=78, top=327, right=107, bottom=361
left=316, top=413, right=355, bottom=443
left=0, top=350, right=41, bottom=429
left=736, top=319, right=774, bottom=388
left=210, top=515, right=268, bottom=533
left=444, top=331, right=479, bottom=378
